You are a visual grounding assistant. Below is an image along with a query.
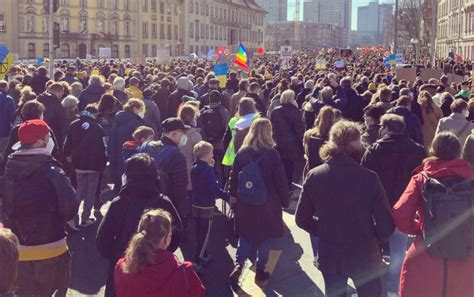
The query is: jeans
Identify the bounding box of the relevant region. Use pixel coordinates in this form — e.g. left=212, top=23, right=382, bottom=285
left=236, top=237, right=272, bottom=270
left=387, top=228, right=408, bottom=293
left=310, top=235, right=319, bottom=257
left=322, top=271, right=382, bottom=297
left=76, top=170, right=100, bottom=221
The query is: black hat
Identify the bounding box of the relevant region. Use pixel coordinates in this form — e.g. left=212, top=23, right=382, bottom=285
left=161, top=117, right=191, bottom=132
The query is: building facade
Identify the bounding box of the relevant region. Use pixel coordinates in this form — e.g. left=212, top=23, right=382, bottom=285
left=181, top=0, right=265, bottom=56
left=265, top=21, right=343, bottom=50
left=302, top=0, right=351, bottom=46
left=0, top=0, right=265, bottom=60
left=436, top=0, right=474, bottom=60
left=357, top=1, right=393, bottom=46
left=255, top=0, right=287, bottom=24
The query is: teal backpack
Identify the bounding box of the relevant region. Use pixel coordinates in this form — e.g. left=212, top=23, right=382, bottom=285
left=238, top=151, right=268, bottom=206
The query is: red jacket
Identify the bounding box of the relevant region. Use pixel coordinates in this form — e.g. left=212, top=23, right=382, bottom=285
left=114, top=250, right=205, bottom=297
left=393, top=159, right=474, bottom=297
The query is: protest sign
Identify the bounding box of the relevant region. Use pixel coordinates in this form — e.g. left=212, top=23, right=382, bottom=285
left=421, top=68, right=443, bottom=82
left=395, top=68, right=416, bottom=82
left=99, top=48, right=111, bottom=59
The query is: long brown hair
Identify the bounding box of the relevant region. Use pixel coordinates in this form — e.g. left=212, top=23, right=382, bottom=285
left=424, top=131, right=461, bottom=163
left=418, top=90, right=434, bottom=114
left=320, top=120, right=361, bottom=162
left=305, top=106, right=335, bottom=141
left=121, top=209, right=172, bottom=275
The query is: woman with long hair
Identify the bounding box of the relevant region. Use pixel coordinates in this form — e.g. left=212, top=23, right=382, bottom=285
left=303, top=106, right=336, bottom=174
left=393, top=132, right=474, bottom=297
left=114, top=209, right=204, bottom=297
left=229, top=118, right=289, bottom=285
left=270, top=89, right=305, bottom=187
left=296, top=120, right=394, bottom=297
left=418, top=90, right=443, bottom=149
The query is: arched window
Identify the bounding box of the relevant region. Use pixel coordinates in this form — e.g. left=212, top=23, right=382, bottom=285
left=25, top=14, right=35, bottom=33
left=96, top=12, right=105, bottom=33
left=59, top=9, right=70, bottom=33
left=61, top=43, right=70, bottom=58
left=110, top=14, right=119, bottom=35
left=80, top=0, right=87, bottom=7
left=124, top=45, right=130, bottom=58
left=28, top=43, right=36, bottom=59
left=112, top=45, right=119, bottom=58
left=79, top=11, right=88, bottom=34
left=124, top=14, right=131, bottom=36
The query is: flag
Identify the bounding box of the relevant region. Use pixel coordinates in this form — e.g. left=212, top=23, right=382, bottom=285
left=234, top=43, right=250, bottom=71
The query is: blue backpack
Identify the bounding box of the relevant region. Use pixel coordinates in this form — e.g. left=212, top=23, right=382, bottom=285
left=238, top=151, right=268, bottom=206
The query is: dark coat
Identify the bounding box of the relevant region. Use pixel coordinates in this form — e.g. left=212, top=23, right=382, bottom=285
left=78, top=84, right=105, bottom=111
left=246, top=92, right=266, bottom=115
left=113, top=90, right=129, bottom=105
left=361, top=124, right=380, bottom=149
left=3, top=153, right=78, bottom=246
left=295, top=156, right=394, bottom=276
left=61, top=74, right=80, bottom=86
left=152, top=88, right=171, bottom=120
left=388, top=106, right=424, bottom=145
left=96, top=179, right=182, bottom=297
left=306, top=136, right=326, bottom=171
left=36, top=92, right=69, bottom=147
left=30, top=74, right=50, bottom=95
left=191, top=160, right=229, bottom=207
left=270, top=104, right=305, bottom=161
left=167, top=89, right=193, bottom=118
left=296, top=87, right=312, bottom=109
left=109, top=111, right=144, bottom=180
left=361, top=133, right=426, bottom=207
left=0, top=92, right=15, bottom=138
left=229, top=148, right=290, bottom=240
left=63, top=115, right=107, bottom=171
left=342, top=87, right=365, bottom=122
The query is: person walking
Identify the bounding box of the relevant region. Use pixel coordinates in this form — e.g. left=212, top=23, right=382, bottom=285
left=435, top=99, right=474, bottom=147
left=0, top=80, right=16, bottom=160
left=3, top=119, right=78, bottom=297
left=269, top=89, right=305, bottom=187
left=393, top=132, right=474, bottom=297
left=78, top=75, right=106, bottom=111
left=361, top=114, right=426, bottom=296
left=295, top=120, right=395, bottom=297
left=228, top=118, right=290, bottom=285
left=418, top=90, right=443, bottom=150
left=97, top=153, right=183, bottom=297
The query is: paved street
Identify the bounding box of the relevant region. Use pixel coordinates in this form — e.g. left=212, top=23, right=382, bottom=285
left=66, top=185, right=358, bottom=297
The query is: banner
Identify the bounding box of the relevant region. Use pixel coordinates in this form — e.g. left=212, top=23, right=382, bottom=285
left=335, top=60, right=345, bottom=68
left=156, top=45, right=171, bottom=64
left=395, top=68, right=416, bottom=82
left=315, top=59, right=327, bottom=70
left=280, top=46, right=292, bottom=58
left=420, top=68, right=443, bottom=82
left=99, top=47, right=111, bottom=59
left=214, top=62, right=228, bottom=88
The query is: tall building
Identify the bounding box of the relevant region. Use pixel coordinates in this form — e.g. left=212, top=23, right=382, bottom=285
left=436, top=0, right=474, bottom=60
left=302, top=0, right=351, bottom=45
left=357, top=1, right=393, bottom=46
left=255, top=0, right=287, bottom=24
left=0, top=0, right=265, bottom=60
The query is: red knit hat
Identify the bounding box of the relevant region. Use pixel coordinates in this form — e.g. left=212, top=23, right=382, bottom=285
left=18, top=120, right=50, bottom=145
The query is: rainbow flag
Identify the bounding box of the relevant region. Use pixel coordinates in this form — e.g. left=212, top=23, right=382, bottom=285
left=234, top=43, right=250, bottom=71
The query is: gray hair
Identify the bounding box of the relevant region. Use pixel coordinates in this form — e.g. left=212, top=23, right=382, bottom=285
left=321, top=86, right=334, bottom=101
left=89, top=75, right=104, bottom=86
left=61, top=95, right=79, bottom=109
left=113, top=77, right=126, bottom=91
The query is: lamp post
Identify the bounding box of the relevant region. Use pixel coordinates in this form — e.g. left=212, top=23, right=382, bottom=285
left=411, top=38, right=419, bottom=65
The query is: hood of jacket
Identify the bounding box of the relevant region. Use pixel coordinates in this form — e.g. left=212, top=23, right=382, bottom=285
left=418, top=159, right=472, bottom=179
left=376, top=133, right=417, bottom=152
left=37, top=92, right=60, bottom=105
left=114, top=110, right=142, bottom=126
left=83, top=84, right=105, bottom=96
left=5, top=153, right=52, bottom=182
left=388, top=106, right=411, bottom=118
left=235, top=113, right=258, bottom=130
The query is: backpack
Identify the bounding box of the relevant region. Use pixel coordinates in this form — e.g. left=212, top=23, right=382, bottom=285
left=139, top=141, right=178, bottom=196
left=420, top=172, right=474, bottom=260
left=200, top=106, right=226, bottom=143
left=237, top=151, right=268, bottom=206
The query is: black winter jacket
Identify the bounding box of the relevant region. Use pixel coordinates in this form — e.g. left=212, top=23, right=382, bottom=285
left=3, top=152, right=78, bottom=245
left=78, top=84, right=105, bottom=111
left=167, top=89, right=193, bottom=118
left=63, top=115, right=107, bottom=171
left=387, top=106, right=424, bottom=145
left=37, top=92, right=69, bottom=147
left=296, top=156, right=394, bottom=276
left=361, top=133, right=426, bottom=207
left=139, top=137, right=189, bottom=218
left=270, top=104, right=305, bottom=161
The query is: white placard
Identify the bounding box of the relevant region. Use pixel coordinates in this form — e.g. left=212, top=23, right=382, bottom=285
left=157, top=45, right=171, bottom=64
left=99, top=48, right=111, bottom=59
left=280, top=46, right=292, bottom=58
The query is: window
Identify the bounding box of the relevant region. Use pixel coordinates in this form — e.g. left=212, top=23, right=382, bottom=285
left=79, top=12, right=87, bottom=34
left=142, top=22, right=148, bottom=38
left=152, top=44, right=157, bottom=56
left=61, top=43, right=70, bottom=58
left=124, top=20, right=131, bottom=36
left=43, top=43, right=49, bottom=57
left=112, top=45, right=119, bottom=58
left=61, top=0, right=68, bottom=6
left=80, top=0, right=87, bottom=7
left=98, top=0, right=104, bottom=8
left=190, top=1, right=193, bottom=13
left=124, top=45, right=131, bottom=58
left=124, top=0, right=129, bottom=10
left=167, top=24, right=171, bottom=40
left=190, top=22, right=193, bottom=38
left=26, top=14, right=34, bottom=33
left=205, top=4, right=209, bottom=16
left=160, top=23, right=165, bottom=39
left=111, top=18, right=119, bottom=35
left=196, top=2, right=199, bottom=15
left=142, top=44, right=148, bottom=57
left=0, top=14, right=7, bottom=32
left=190, top=45, right=194, bottom=54
left=112, top=0, right=118, bottom=9
left=210, top=26, right=213, bottom=40
left=28, top=43, right=36, bottom=59
left=142, top=0, right=148, bottom=11
left=159, top=2, right=164, bottom=14
left=151, top=0, right=157, bottom=12
left=96, top=18, right=105, bottom=33
left=174, top=24, right=178, bottom=40
left=152, top=23, right=157, bottom=38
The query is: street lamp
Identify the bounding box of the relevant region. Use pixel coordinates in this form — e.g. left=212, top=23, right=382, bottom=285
left=411, top=38, right=419, bottom=65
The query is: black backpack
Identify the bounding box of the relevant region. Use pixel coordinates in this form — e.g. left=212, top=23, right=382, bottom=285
left=420, top=172, right=474, bottom=260
left=201, top=107, right=226, bottom=143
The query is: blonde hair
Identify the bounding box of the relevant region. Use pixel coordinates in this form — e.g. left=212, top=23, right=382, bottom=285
left=123, top=98, right=145, bottom=112
left=418, top=90, right=435, bottom=114
left=280, top=89, right=297, bottom=107
left=193, top=141, right=214, bottom=159
left=0, top=228, right=19, bottom=294
left=122, top=209, right=172, bottom=275
left=304, top=106, right=335, bottom=153
left=241, top=118, right=276, bottom=151
left=132, top=126, right=155, bottom=141
left=320, top=120, right=361, bottom=162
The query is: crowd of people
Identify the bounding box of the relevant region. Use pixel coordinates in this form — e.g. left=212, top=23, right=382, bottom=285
left=0, top=47, right=473, bottom=297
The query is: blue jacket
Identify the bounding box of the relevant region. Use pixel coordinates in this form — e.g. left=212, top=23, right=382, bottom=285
left=191, top=160, right=228, bottom=207
left=109, top=111, right=144, bottom=180
left=0, top=92, right=15, bottom=138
